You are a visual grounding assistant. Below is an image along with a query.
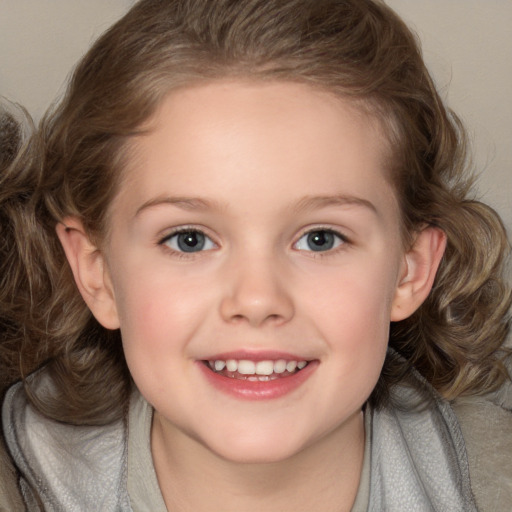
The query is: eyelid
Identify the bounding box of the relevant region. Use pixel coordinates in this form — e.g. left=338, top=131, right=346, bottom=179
left=157, top=224, right=213, bottom=241
left=293, top=226, right=350, bottom=252
left=157, top=226, right=218, bottom=254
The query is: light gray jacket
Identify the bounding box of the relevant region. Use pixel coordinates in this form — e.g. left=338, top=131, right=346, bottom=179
left=2, top=367, right=511, bottom=511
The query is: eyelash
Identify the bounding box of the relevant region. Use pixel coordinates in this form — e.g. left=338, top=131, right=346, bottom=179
left=293, top=227, right=350, bottom=257
left=157, top=227, right=217, bottom=259
left=157, top=226, right=350, bottom=259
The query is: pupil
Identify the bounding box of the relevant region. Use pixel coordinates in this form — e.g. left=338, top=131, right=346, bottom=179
left=307, top=231, right=334, bottom=251
left=177, top=232, right=205, bottom=252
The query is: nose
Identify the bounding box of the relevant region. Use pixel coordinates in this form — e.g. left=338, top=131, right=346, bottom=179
left=219, top=254, right=295, bottom=327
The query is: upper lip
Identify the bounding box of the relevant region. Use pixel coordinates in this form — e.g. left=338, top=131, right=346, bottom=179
left=201, top=350, right=312, bottom=362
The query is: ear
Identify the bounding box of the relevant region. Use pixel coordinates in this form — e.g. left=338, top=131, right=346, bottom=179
left=56, top=217, right=120, bottom=330
left=391, top=226, right=446, bottom=321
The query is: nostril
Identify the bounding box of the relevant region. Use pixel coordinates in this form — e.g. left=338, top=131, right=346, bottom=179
left=218, top=279, right=295, bottom=327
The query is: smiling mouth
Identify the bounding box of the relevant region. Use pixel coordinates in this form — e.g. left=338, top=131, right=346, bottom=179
left=204, top=358, right=310, bottom=381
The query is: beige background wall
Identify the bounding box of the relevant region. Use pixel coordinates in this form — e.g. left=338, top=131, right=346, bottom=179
left=0, top=0, right=510, bottom=235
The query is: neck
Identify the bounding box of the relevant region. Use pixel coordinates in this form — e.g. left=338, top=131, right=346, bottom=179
left=151, top=410, right=365, bottom=512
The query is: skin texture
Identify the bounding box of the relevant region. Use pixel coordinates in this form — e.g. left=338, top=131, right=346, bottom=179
left=57, top=81, right=445, bottom=511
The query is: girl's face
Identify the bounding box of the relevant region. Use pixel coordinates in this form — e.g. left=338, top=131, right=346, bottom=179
left=100, top=81, right=416, bottom=463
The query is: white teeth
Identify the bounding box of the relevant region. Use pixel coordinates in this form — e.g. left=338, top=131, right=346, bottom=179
left=208, top=358, right=308, bottom=376
left=226, top=359, right=238, bottom=372
left=248, top=375, right=272, bottom=382
left=286, top=361, right=297, bottom=372
left=238, top=360, right=256, bottom=375
left=214, top=360, right=226, bottom=371
left=255, top=360, right=274, bottom=375
left=274, top=359, right=287, bottom=374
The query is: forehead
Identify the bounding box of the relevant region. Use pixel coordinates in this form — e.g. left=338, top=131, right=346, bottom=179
left=115, top=80, right=396, bottom=216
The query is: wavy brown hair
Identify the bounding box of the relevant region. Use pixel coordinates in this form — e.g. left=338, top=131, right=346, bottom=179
left=1, top=0, right=510, bottom=424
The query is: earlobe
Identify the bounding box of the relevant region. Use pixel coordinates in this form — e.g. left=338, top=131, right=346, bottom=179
left=56, top=217, right=120, bottom=330
left=391, top=226, right=447, bottom=322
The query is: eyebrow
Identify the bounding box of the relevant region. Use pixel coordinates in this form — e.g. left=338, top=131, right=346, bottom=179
left=134, top=193, right=378, bottom=217
left=293, top=195, right=378, bottom=215
left=135, top=196, right=222, bottom=217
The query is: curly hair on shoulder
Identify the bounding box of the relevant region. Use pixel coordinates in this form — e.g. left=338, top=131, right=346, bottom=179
left=1, top=0, right=510, bottom=425
left=385, top=110, right=512, bottom=402
left=0, top=98, right=131, bottom=423
left=0, top=104, right=26, bottom=393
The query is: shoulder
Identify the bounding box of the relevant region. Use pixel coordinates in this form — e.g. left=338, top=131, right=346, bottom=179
left=0, top=405, right=24, bottom=512
left=2, top=379, right=131, bottom=511
left=126, top=388, right=168, bottom=511
left=452, top=385, right=512, bottom=512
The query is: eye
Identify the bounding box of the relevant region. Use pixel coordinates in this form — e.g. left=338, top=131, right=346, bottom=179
left=294, top=229, right=345, bottom=252
left=161, top=229, right=216, bottom=253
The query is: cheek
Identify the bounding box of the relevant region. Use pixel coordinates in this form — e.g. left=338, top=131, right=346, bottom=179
left=299, top=256, right=398, bottom=379
left=301, top=253, right=399, bottom=331
left=114, top=275, right=207, bottom=399
left=111, top=263, right=210, bottom=359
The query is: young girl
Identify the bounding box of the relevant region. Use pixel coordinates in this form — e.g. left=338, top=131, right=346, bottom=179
left=1, top=0, right=511, bottom=510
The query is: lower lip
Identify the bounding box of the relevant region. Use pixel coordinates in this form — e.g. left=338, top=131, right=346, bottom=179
left=197, top=361, right=318, bottom=400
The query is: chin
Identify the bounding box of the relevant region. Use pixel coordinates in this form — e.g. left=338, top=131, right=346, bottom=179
left=203, top=431, right=307, bottom=465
